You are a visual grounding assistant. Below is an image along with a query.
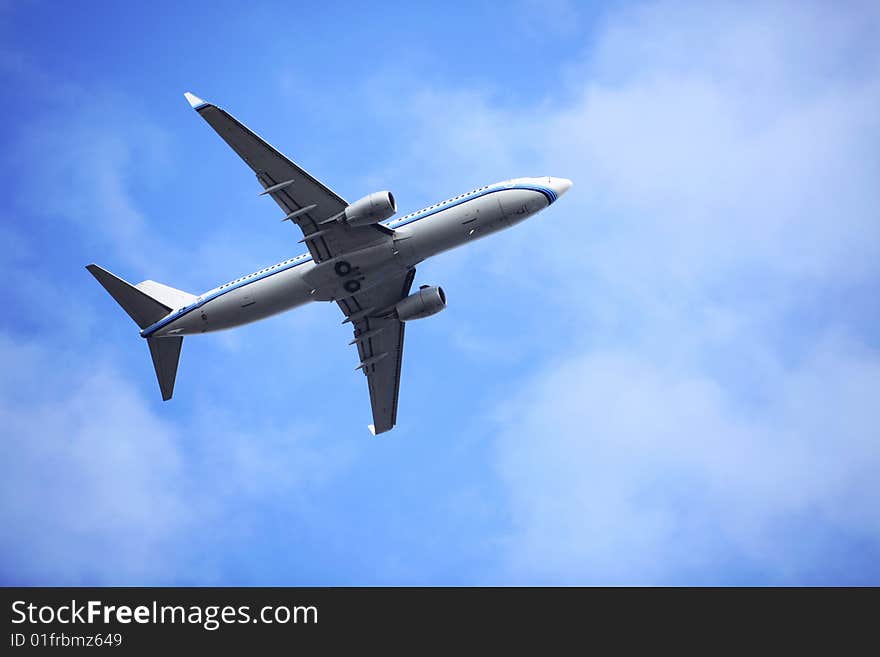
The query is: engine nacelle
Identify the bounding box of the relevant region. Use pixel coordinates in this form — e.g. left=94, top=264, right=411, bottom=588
left=344, top=191, right=397, bottom=226
left=396, top=285, right=447, bottom=321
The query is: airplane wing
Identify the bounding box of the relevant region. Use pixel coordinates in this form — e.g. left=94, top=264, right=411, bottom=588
left=340, top=268, right=416, bottom=435
left=183, top=92, right=392, bottom=263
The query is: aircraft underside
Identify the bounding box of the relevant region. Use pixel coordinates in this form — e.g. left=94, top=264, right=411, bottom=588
left=87, top=91, right=571, bottom=434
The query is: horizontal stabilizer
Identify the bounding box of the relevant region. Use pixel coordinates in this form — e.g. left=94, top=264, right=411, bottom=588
left=148, top=336, right=183, bottom=401
left=86, top=264, right=171, bottom=329
left=135, top=280, right=197, bottom=311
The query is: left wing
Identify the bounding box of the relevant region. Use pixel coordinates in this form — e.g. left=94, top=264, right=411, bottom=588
left=183, top=92, right=413, bottom=434
left=341, top=268, right=416, bottom=435
left=183, top=92, right=391, bottom=263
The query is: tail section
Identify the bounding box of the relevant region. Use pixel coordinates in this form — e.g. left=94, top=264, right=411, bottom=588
left=86, top=263, right=192, bottom=401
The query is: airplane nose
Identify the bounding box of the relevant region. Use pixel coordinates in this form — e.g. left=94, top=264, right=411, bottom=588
left=548, top=177, right=573, bottom=200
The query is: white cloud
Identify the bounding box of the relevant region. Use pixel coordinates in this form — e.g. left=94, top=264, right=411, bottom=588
left=3, top=0, right=878, bottom=585
left=370, top=2, right=880, bottom=291
left=0, top=334, right=188, bottom=583
left=0, top=332, right=354, bottom=584
left=11, top=95, right=173, bottom=271
left=359, top=1, right=880, bottom=582
left=493, top=336, right=880, bottom=583
left=0, top=66, right=368, bottom=584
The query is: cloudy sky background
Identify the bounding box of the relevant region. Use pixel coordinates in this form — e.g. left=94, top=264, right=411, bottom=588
left=1, top=0, right=878, bottom=584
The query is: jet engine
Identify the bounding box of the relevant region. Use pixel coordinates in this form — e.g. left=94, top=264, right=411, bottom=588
left=395, top=285, right=447, bottom=321
left=344, top=191, right=397, bottom=226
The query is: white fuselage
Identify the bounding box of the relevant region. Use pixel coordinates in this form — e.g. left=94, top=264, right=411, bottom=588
left=141, top=177, right=569, bottom=338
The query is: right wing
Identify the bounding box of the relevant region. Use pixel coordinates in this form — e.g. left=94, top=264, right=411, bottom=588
left=340, top=268, right=416, bottom=435
left=183, top=92, right=391, bottom=263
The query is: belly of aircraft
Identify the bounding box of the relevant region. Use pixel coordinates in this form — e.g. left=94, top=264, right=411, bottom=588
left=157, top=266, right=315, bottom=335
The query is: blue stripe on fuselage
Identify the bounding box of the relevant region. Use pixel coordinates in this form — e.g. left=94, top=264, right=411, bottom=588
left=139, top=256, right=313, bottom=337
left=385, top=184, right=555, bottom=230
left=140, top=183, right=553, bottom=337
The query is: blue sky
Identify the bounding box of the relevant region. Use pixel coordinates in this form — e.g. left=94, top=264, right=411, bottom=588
left=1, top=0, right=879, bottom=585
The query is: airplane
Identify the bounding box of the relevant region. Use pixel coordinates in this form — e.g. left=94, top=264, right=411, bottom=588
left=87, top=92, right=572, bottom=435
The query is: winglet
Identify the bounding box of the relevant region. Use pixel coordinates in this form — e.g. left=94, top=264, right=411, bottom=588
left=183, top=91, right=208, bottom=110
left=367, top=424, right=377, bottom=436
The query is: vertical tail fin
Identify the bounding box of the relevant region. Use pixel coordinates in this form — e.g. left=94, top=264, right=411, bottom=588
left=86, top=263, right=188, bottom=401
